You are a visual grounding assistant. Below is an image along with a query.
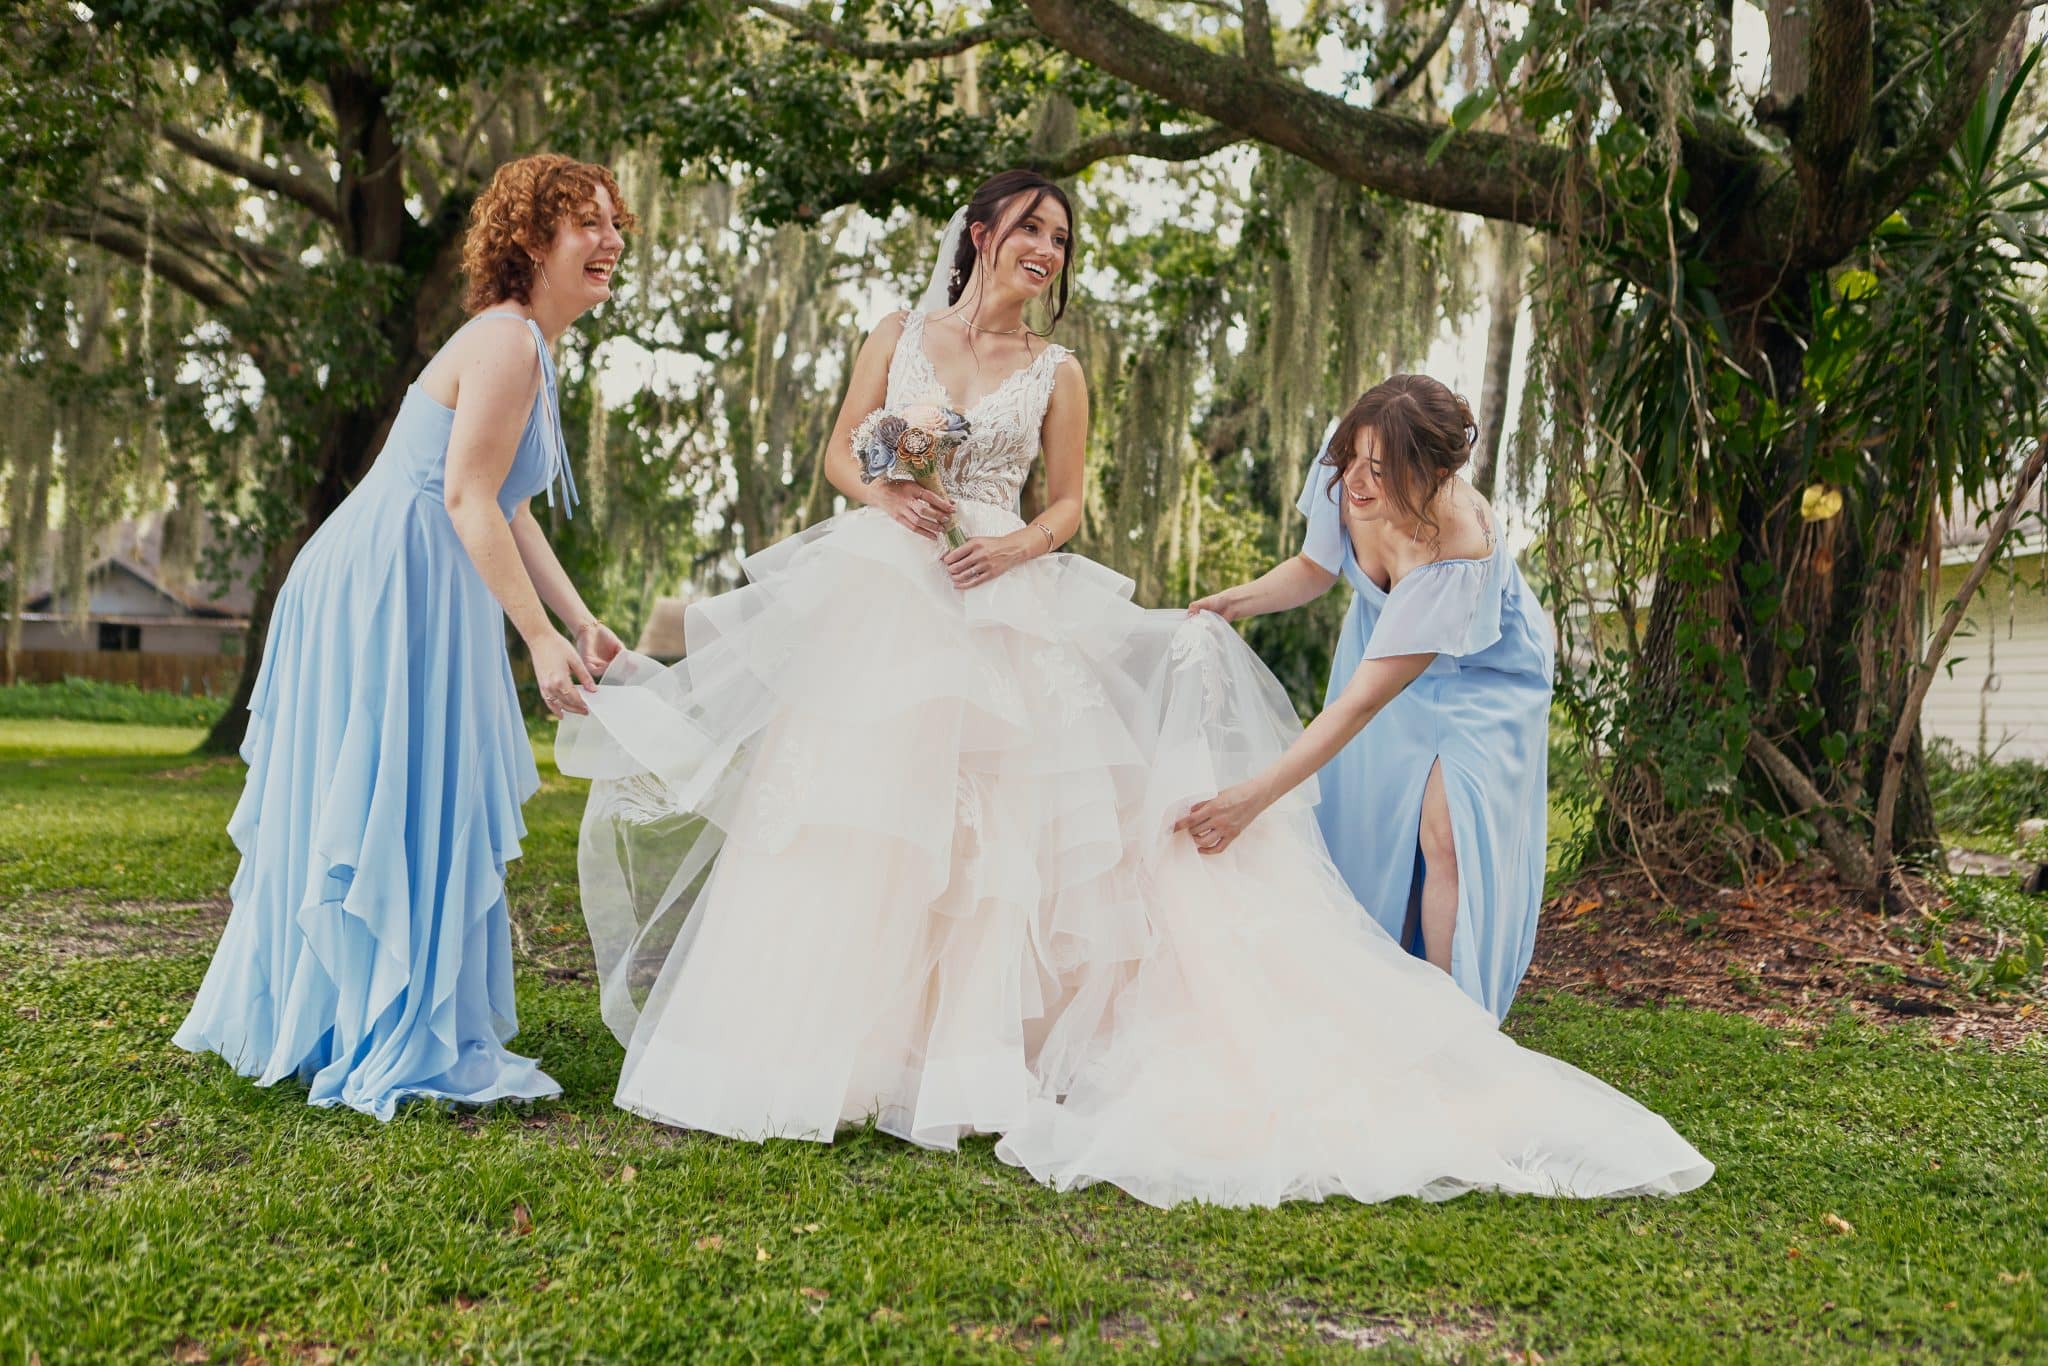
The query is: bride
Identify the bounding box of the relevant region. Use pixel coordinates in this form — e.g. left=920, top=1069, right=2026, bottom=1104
left=557, top=170, right=1712, bottom=1208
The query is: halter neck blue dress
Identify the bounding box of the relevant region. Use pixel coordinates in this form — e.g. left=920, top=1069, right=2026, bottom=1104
left=175, top=312, right=577, bottom=1119
left=1296, top=455, right=1556, bottom=1020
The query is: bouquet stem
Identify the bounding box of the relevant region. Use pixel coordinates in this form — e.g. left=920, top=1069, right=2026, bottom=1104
left=907, top=464, right=968, bottom=550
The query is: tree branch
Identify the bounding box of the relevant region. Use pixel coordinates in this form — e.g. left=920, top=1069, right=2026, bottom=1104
left=157, top=120, right=342, bottom=227
left=44, top=210, right=248, bottom=316
left=1744, top=731, right=1878, bottom=889
left=1032, top=121, right=1246, bottom=172
left=1022, top=0, right=1569, bottom=225
left=87, top=190, right=289, bottom=277
left=1872, top=436, right=2048, bottom=880
left=791, top=122, right=1245, bottom=220
left=706, top=0, right=1035, bottom=58
left=1375, top=0, right=1465, bottom=105
left=1797, top=0, right=1874, bottom=195
left=1865, top=0, right=2024, bottom=215
left=1242, top=0, right=1273, bottom=67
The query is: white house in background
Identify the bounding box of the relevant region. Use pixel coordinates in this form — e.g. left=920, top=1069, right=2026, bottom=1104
left=9, top=511, right=255, bottom=660
left=1922, top=526, right=2048, bottom=762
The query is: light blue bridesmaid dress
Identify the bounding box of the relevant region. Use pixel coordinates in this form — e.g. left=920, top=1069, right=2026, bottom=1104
left=175, top=312, right=576, bottom=1119
left=1295, top=453, right=1556, bottom=1020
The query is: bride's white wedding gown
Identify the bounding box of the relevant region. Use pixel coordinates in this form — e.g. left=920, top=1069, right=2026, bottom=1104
left=556, top=310, right=1712, bottom=1208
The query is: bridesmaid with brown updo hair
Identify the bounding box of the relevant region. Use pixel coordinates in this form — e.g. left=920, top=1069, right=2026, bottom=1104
left=1183, top=374, right=1558, bottom=1020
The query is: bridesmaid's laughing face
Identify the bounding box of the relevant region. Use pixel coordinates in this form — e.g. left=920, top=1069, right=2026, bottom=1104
left=1340, top=427, right=1391, bottom=523
left=537, top=185, right=628, bottom=311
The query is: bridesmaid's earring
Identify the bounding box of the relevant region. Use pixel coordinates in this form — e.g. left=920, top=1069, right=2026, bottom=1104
left=534, top=259, right=552, bottom=294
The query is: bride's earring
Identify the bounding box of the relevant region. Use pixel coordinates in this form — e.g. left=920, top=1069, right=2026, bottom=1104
left=533, top=258, right=552, bottom=294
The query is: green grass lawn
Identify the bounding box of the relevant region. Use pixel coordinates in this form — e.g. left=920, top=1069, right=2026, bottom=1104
left=3, top=723, right=2046, bottom=1362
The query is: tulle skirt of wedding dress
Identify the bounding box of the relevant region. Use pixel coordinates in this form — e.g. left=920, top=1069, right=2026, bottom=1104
left=556, top=500, right=1712, bottom=1207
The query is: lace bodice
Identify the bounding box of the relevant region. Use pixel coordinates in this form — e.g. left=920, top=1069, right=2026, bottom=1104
left=884, top=310, right=1072, bottom=512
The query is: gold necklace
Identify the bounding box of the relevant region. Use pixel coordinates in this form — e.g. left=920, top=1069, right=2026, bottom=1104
left=959, top=313, right=1025, bottom=337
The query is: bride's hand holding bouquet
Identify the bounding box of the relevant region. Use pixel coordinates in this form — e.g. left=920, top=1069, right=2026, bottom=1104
left=855, top=404, right=970, bottom=548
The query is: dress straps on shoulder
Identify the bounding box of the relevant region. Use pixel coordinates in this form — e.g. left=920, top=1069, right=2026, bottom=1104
left=516, top=317, right=579, bottom=519
left=464, top=312, right=578, bottom=519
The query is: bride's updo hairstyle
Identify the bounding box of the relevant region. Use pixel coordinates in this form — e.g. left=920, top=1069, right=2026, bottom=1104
left=1323, top=375, right=1479, bottom=544
left=946, top=169, right=1076, bottom=327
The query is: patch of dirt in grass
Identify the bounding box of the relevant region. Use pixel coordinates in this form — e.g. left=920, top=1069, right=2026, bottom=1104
left=1094, top=1312, right=1159, bottom=1347
left=951, top=1313, right=1077, bottom=1351
left=146, top=756, right=242, bottom=782
left=2, top=896, right=227, bottom=963
left=1275, top=1297, right=1502, bottom=1356
left=1530, top=866, right=2044, bottom=1048
left=505, top=901, right=597, bottom=981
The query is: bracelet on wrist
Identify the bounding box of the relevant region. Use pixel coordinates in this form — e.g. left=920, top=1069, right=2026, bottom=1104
left=1031, top=522, right=1055, bottom=553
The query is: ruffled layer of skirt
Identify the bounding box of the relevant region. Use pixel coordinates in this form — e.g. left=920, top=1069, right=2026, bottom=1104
left=175, top=491, right=560, bottom=1120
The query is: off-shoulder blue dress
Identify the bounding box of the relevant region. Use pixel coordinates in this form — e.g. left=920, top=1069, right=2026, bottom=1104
left=1296, top=456, right=1556, bottom=1020
left=175, top=312, right=577, bottom=1119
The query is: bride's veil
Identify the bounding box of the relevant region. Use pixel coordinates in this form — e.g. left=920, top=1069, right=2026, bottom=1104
left=917, top=207, right=969, bottom=315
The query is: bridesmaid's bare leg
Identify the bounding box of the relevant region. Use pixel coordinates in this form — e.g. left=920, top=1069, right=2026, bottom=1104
left=1417, top=761, right=1459, bottom=975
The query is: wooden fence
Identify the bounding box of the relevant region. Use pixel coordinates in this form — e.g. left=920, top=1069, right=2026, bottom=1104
left=3, top=650, right=243, bottom=696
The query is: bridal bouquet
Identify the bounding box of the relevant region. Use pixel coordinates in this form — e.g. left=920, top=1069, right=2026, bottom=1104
left=853, top=404, right=972, bottom=550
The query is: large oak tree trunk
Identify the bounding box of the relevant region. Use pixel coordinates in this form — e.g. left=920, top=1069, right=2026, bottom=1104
left=1470, top=222, right=1521, bottom=501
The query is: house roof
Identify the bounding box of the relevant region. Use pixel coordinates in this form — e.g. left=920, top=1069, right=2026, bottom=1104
left=1941, top=460, right=2045, bottom=561
left=13, top=508, right=259, bottom=618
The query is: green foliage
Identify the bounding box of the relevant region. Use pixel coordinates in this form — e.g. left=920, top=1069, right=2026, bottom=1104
left=5, top=726, right=2048, bottom=1360
left=0, top=681, right=228, bottom=728
left=1922, top=874, right=2048, bottom=998
left=1926, top=737, right=2048, bottom=842
left=1535, top=41, right=2048, bottom=880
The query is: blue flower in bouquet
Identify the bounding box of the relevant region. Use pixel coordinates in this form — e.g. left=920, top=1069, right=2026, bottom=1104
left=859, top=414, right=908, bottom=482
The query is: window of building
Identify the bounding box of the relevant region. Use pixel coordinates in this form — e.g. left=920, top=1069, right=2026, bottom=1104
left=98, top=623, right=142, bottom=652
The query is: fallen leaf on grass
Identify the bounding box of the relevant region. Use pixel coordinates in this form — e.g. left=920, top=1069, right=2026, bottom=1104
left=1564, top=896, right=1600, bottom=919
left=693, top=1235, right=724, bottom=1252
left=2000, top=1270, right=2034, bottom=1285
left=1787, top=1247, right=1803, bottom=1259
left=800, top=1287, right=830, bottom=1302
left=756, top=1246, right=771, bottom=1263
left=509, top=1203, right=533, bottom=1238
left=619, top=1164, right=637, bottom=1184
left=1822, top=1213, right=1855, bottom=1236
left=170, top=1339, right=208, bottom=1363
left=1030, top=1315, right=1051, bottom=1328
left=869, top=1307, right=903, bottom=1324
left=1178, top=1290, right=1196, bottom=1302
